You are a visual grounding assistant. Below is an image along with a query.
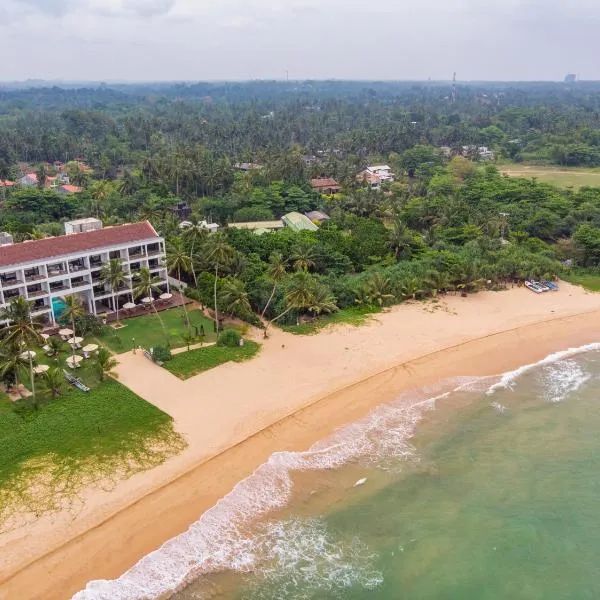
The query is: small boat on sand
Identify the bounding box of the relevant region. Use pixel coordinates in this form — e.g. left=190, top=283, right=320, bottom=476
left=525, top=281, right=544, bottom=293
left=541, top=280, right=559, bottom=291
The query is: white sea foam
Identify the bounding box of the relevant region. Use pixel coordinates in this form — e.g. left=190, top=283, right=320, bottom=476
left=72, top=379, right=479, bottom=600
left=539, top=359, right=591, bottom=403
left=242, top=517, right=383, bottom=600
left=486, top=342, right=600, bottom=396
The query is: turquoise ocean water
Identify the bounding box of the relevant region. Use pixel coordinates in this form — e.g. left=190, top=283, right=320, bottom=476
left=74, top=343, right=600, bottom=600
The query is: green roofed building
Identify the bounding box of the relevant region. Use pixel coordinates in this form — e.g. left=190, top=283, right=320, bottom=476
left=282, top=211, right=319, bottom=232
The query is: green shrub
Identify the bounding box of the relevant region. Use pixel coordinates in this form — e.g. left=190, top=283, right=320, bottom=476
left=217, top=329, right=242, bottom=347
left=152, top=345, right=172, bottom=363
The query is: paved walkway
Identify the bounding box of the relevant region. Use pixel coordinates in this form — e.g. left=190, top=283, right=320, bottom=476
left=171, top=341, right=216, bottom=355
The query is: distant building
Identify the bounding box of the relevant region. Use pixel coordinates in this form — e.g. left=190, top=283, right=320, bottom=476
left=235, top=162, right=264, bottom=172
left=228, top=220, right=285, bottom=235
left=19, top=173, right=58, bottom=188
left=58, top=184, right=83, bottom=194
left=305, top=210, right=330, bottom=224
left=0, top=232, right=14, bottom=247
left=64, top=218, right=103, bottom=235
left=0, top=180, right=15, bottom=188
left=462, top=146, right=495, bottom=161
left=564, top=74, right=577, bottom=83
left=310, top=177, right=340, bottom=195
left=357, top=165, right=395, bottom=190
left=179, top=220, right=219, bottom=234
left=282, top=211, right=319, bottom=232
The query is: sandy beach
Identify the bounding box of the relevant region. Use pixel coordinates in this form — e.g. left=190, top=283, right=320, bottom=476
left=2, top=283, right=600, bottom=600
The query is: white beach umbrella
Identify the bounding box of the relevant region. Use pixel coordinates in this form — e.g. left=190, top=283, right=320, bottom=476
left=59, top=328, right=74, bottom=337
left=19, top=350, right=36, bottom=360
left=68, top=337, right=84, bottom=345
left=42, top=345, right=51, bottom=352
left=159, top=293, right=173, bottom=300
left=82, top=344, right=99, bottom=353
left=140, top=297, right=152, bottom=304
left=33, top=364, right=50, bottom=374
left=66, top=355, right=83, bottom=367
left=123, top=302, right=136, bottom=310
left=40, top=333, right=50, bottom=341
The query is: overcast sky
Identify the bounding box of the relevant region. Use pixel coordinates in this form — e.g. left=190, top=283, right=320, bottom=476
left=0, top=0, right=593, bottom=81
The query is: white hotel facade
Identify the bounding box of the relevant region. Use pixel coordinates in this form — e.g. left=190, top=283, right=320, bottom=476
left=0, top=220, right=168, bottom=325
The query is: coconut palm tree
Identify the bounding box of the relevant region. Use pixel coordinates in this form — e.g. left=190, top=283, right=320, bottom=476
left=46, top=337, right=64, bottom=357
left=261, top=251, right=288, bottom=318
left=0, top=297, right=43, bottom=406
left=166, top=238, right=193, bottom=328
left=94, top=347, right=119, bottom=382
left=62, top=294, right=85, bottom=366
left=42, top=367, right=64, bottom=400
left=290, top=241, right=317, bottom=272
left=204, top=234, right=234, bottom=333
left=220, top=279, right=251, bottom=319
left=307, top=284, right=338, bottom=317
left=360, top=273, right=395, bottom=307
left=271, top=272, right=317, bottom=323
left=132, top=267, right=167, bottom=339
left=0, top=339, right=29, bottom=391
left=181, top=219, right=208, bottom=286
left=101, top=258, right=127, bottom=326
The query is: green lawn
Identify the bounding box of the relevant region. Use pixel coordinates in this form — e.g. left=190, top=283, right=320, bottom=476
left=98, top=307, right=217, bottom=354
left=281, top=305, right=382, bottom=335
left=165, top=341, right=261, bottom=380
left=501, top=164, right=600, bottom=189
left=0, top=379, right=185, bottom=525
left=562, top=271, right=600, bottom=292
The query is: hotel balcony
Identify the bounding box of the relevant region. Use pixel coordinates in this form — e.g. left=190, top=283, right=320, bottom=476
left=1, top=277, right=24, bottom=289
left=27, top=288, right=48, bottom=299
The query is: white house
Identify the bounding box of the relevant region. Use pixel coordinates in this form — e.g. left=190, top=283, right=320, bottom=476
left=0, top=221, right=168, bottom=325
left=357, top=165, right=396, bottom=189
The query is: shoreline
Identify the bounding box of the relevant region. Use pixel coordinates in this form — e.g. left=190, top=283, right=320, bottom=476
left=1, top=286, right=600, bottom=599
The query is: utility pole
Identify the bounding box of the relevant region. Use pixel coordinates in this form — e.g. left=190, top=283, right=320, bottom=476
left=451, top=72, right=457, bottom=104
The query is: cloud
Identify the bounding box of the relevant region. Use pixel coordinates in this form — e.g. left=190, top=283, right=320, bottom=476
left=122, top=0, right=176, bottom=17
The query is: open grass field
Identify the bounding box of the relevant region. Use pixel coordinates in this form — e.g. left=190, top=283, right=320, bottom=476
left=98, top=307, right=217, bottom=354
left=562, top=271, right=600, bottom=292
left=500, top=164, right=600, bottom=189
left=281, top=305, right=382, bottom=335
left=165, top=340, right=261, bottom=380
left=0, top=378, right=185, bottom=526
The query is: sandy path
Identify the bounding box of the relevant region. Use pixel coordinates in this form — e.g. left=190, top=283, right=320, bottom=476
left=1, top=282, right=600, bottom=600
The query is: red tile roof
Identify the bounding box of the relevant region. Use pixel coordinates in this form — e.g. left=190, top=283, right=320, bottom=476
left=0, top=180, right=15, bottom=187
left=59, top=184, right=82, bottom=193
left=0, top=222, right=159, bottom=268
left=311, top=177, right=340, bottom=189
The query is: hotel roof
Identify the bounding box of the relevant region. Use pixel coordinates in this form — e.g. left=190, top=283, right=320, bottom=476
left=0, top=221, right=158, bottom=269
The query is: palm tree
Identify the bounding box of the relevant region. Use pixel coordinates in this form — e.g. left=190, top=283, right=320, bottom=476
left=401, top=277, right=424, bottom=301
left=181, top=219, right=208, bottom=286
left=271, top=272, right=317, bottom=324
left=389, top=218, right=414, bottom=260
left=101, top=259, right=127, bottom=326
left=261, top=251, right=288, bottom=318
left=307, top=284, right=338, bottom=316
left=182, top=331, right=196, bottom=351
left=46, top=337, right=64, bottom=357
left=62, top=294, right=85, bottom=366
left=220, top=279, right=251, bottom=319
left=204, top=234, right=234, bottom=333
left=42, top=367, right=64, bottom=400
left=95, top=347, right=118, bottom=382
left=166, top=239, right=193, bottom=328
left=0, top=297, right=43, bottom=406
left=36, top=164, right=48, bottom=190
left=0, top=339, right=29, bottom=391
left=132, top=267, right=167, bottom=339
left=360, top=273, right=395, bottom=307
left=290, top=242, right=317, bottom=272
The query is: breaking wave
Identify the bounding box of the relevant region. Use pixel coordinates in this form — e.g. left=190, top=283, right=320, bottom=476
left=72, top=380, right=478, bottom=600
left=486, top=342, right=600, bottom=396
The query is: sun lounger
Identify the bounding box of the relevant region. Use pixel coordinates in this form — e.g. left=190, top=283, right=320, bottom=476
left=62, top=370, right=90, bottom=392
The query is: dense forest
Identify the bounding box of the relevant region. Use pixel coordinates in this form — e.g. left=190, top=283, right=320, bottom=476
left=1, top=80, right=600, bottom=326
